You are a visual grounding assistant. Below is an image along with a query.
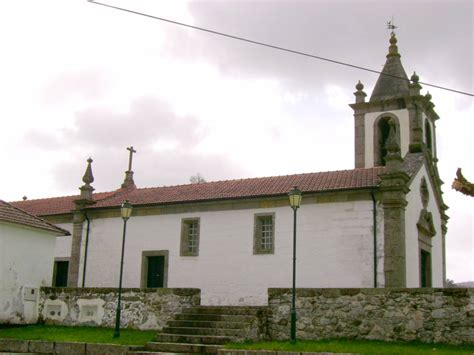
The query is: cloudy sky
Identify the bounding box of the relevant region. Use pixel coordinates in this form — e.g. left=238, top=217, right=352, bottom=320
left=0, top=0, right=472, bottom=282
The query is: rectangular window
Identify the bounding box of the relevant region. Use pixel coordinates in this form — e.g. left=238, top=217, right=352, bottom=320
left=180, top=218, right=200, bottom=256
left=254, top=213, right=275, bottom=254
left=420, top=249, right=432, bottom=287
left=53, top=260, right=69, bottom=287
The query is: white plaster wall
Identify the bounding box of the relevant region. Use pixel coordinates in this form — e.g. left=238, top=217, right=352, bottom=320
left=81, top=199, right=377, bottom=305
left=364, top=109, right=410, bottom=167
left=54, top=223, right=72, bottom=258
left=405, top=165, right=444, bottom=287
left=0, top=223, right=56, bottom=323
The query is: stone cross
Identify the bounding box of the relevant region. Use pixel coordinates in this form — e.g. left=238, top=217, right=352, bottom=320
left=127, top=146, right=137, bottom=171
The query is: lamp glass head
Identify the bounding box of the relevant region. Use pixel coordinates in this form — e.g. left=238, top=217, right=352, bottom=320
left=121, top=200, right=133, bottom=220
left=288, top=186, right=302, bottom=209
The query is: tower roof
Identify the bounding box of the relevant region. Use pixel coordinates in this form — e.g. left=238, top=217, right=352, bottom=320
left=370, top=33, right=410, bottom=102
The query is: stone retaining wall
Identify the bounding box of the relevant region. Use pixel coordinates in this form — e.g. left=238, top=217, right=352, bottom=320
left=38, top=287, right=200, bottom=330
left=268, top=288, right=474, bottom=344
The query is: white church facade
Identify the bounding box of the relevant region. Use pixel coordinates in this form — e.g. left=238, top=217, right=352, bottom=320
left=11, top=34, right=448, bottom=305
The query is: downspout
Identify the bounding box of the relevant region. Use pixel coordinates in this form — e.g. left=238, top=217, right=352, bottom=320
left=371, top=190, right=377, bottom=288
left=81, top=212, right=91, bottom=288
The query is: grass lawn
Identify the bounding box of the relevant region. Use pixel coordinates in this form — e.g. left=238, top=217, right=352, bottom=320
left=226, top=339, right=474, bottom=354
left=0, top=324, right=156, bottom=346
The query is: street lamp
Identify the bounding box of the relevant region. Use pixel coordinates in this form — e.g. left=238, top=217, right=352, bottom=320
left=113, top=200, right=133, bottom=338
left=288, top=186, right=302, bottom=343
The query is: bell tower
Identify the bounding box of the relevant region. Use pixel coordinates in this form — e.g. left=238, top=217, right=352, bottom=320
left=350, top=33, right=439, bottom=168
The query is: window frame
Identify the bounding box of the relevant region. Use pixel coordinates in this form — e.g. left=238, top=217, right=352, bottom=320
left=52, top=257, right=70, bottom=287
left=140, top=250, right=169, bottom=288
left=253, top=213, right=276, bottom=255
left=180, top=217, right=200, bottom=256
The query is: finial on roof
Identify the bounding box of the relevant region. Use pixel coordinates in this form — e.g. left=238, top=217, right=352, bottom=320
left=22, top=196, right=27, bottom=201
left=409, top=71, right=422, bottom=96
left=82, top=157, right=94, bottom=185
left=354, top=80, right=367, bottom=103
left=79, top=157, right=95, bottom=201
left=425, top=91, right=432, bottom=101
left=387, top=33, right=400, bottom=58
left=121, top=146, right=137, bottom=189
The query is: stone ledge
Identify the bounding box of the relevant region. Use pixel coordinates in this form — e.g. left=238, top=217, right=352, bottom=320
left=0, top=339, right=29, bottom=353
left=219, top=350, right=356, bottom=355
left=268, top=287, right=474, bottom=297
left=0, top=339, right=140, bottom=355
left=41, top=287, right=201, bottom=295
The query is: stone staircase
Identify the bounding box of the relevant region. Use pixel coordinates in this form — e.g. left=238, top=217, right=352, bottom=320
left=130, top=305, right=269, bottom=354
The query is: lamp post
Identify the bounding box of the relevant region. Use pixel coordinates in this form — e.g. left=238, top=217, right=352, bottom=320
left=113, top=200, right=133, bottom=338
left=288, top=186, right=302, bottom=343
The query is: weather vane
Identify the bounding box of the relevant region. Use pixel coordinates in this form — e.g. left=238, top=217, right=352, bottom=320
left=387, top=16, right=397, bottom=35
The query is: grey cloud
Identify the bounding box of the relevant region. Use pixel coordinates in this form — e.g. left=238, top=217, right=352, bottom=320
left=71, top=96, right=205, bottom=149
left=41, top=69, right=112, bottom=104
left=159, top=1, right=472, bottom=94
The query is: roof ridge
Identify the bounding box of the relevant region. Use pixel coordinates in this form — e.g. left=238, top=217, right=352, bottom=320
left=135, top=167, right=384, bottom=192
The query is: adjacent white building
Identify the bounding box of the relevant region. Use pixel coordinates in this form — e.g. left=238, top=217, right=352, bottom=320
left=11, top=34, right=448, bottom=305
left=0, top=200, right=69, bottom=323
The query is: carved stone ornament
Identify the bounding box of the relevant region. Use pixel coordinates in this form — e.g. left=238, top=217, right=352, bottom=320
left=420, top=177, right=429, bottom=208
left=417, top=209, right=436, bottom=237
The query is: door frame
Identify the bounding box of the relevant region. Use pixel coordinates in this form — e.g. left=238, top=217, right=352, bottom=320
left=140, top=250, right=169, bottom=288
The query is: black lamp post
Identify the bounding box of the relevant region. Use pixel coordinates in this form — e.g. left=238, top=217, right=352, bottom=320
left=113, top=200, right=133, bottom=339
left=288, top=186, right=302, bottom=343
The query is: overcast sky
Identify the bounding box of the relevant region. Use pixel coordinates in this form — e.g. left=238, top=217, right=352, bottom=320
left=0, top=0, right=472, bottom=282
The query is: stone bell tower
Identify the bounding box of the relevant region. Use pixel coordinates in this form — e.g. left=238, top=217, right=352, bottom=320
left=350, top=33, right=439, bottom=169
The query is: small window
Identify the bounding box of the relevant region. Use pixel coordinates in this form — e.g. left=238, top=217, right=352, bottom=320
left=425, top=120, right=433, bottom=151
left=53, top=260, right=69, bottom=287
left=420, top=249, right=432, bottom=287
left=378, top=117, right=391, bottom=166
left=180, top=218, right=200, bottom=256
left=254, top=213, right=275, bottom=254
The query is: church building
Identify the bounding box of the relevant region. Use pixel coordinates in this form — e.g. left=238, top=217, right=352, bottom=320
left=11, top=34, right=448, bottom=305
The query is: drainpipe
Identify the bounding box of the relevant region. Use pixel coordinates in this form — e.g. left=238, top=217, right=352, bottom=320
left=371, top=191, right=377, bottom=288
left=81, top=212, right=91, bottom=288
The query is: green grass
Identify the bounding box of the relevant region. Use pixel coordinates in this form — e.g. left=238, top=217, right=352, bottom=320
left=226, top=339, right=474, bottom=354
left=0, top=324, right=156, bottom=346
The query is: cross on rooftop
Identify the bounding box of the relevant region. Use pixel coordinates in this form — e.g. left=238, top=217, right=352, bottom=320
left=127, top=146, right=137, bottom=171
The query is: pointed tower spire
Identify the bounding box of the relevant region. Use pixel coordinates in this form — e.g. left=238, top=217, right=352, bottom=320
left=121, top=146, right=136, bottom=189
left=79, top=157, right=95, bottom=201
left=370, top=33, right=410, bottom=102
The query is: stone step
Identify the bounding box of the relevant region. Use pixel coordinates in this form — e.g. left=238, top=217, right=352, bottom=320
left=145, top=341, right=223, bottom=354
left=168, top=320, right=249, bottom=329
left=175, top=314, right=255, bottom=322
left=182, top=306, right=268, bottom=316
left=163, top=326, right=245, bottom=337
left=156, top=333, right=234, bottom=345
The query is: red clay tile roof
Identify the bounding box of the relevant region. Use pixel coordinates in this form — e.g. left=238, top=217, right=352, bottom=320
left=9, top=191, right=118, bottom=216
left=0, top=200, right=70, bottom=235
left=11, top=167, right=384, bottom=216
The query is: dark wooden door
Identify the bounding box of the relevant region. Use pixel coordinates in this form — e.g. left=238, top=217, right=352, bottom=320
left=147, top=256, right=165, bottom=288
left=420, top=250, right=432, bottom=287
left=54, top=261, right=69, bottom=287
